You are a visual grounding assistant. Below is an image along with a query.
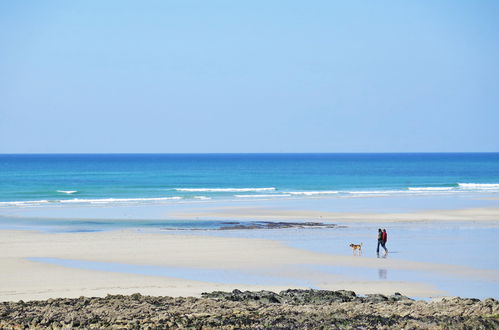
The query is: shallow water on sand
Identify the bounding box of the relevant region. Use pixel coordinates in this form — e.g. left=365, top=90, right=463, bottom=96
left=158, top=221, right=499, bottom=298
left=28, top=257, right=315, bottom=288
left=181, top=222, right=499, bottom=271
left=2, top=192, right=499, bottom=300
left=2, top=193, right=498, bottom=220
left=16, top=219, right=499, bottom=299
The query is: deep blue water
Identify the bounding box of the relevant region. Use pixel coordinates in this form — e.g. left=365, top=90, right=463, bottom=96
left=1, top=153, right=498, bottom=206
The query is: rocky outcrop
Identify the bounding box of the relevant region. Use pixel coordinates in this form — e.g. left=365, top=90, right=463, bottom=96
left=218, top=221, right=341, bottom=230
left=1, top=289, right=497, bottom=329
left=202, top=289, right=413, bottom=304
left=161, top=221, right=342, bottom=231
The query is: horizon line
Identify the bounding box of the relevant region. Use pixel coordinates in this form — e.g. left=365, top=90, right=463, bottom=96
left=1, top=152, right=499, bottom=155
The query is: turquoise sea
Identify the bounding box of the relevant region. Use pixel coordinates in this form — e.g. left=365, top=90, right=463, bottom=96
left=1, top=153, right=499, bottom=206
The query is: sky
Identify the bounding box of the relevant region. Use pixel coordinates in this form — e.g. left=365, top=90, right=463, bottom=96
left=1, top=1, right=498, bottom=153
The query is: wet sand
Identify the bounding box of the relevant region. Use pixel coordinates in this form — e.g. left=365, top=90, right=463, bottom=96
left=1, top=195, right=498, bottom=302
left=170, top=205, right=499, bottom=222
left=1, top=223, right=498, bottom=302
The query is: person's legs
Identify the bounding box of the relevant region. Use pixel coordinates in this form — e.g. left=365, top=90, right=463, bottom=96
left=376, top=240, right=381, bottom=253
left=381, top=241, right=388, bottom=253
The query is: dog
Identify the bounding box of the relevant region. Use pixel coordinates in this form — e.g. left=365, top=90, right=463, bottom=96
left=349, top=243, right=363, bottom=255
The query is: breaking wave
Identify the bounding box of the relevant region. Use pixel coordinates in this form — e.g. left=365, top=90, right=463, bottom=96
left=0, top=197, right=183, bottom=207
left=235, top=194, right=291, bottom=198
left=2, top=183, right=499, bottom=208
left=458, top=183, right=499, bottom=190
left=288, top=191, right=339, bottom=196
left=175, top=187, right=276, bottom=192
left=408, top=187, right=454, bottom=191
left=60, top=197, right=183, bottom=204
left=0, top=200, right=50, bottom=206
left=193, top=196, right=211, bottom=200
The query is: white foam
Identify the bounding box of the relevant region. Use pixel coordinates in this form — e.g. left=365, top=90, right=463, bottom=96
left=0, top=200, right=50, bottom=206
left=408, top=187, right=454, bottom=191
left=347, top=190, right=409, bottom=195
left=60, top=197, right=182, bottom=204
left=288, top=191, right=339, bottom=196
left=176, top=187, right=276, bottom=192
left=235, top=194, right=291, bottom=198
left=458, top=183, right=499, bottom=190
left=57, top=190, right=78, bottom=194
left=193, top=196, right=211, bottom=200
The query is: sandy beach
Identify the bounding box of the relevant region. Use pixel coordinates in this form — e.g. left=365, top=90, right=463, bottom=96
left=2, top=203, right=499, bottom=302
left=170, top=205, right=499, bottom=222
left=0, top=229, right=442, bottom=301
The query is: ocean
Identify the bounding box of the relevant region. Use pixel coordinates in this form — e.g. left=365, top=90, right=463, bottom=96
left=1, top=153, right=498, bottom=207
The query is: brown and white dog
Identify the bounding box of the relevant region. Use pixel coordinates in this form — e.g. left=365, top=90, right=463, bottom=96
left=349, top=243, right=363, bottom=255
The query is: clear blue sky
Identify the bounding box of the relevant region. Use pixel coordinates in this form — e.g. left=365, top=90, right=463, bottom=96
left=1, top=1, right=498, bottom=153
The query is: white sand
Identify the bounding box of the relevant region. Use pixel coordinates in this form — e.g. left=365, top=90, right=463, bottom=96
left=170, top=206, right=499, bottom=223
left=2, top=228, right=497, bottom=302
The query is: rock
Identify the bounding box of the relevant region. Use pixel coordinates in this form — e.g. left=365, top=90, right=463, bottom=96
left=202, top=289, right=282, bottom=304
left=0, top=290, right=497, bottom=329
left=131, top=293, right=142, bottom=300
left=364, top=294, right=389, bottom=303
left=279, top=289, right=357, bottom=304
left=389, top=292, right=414, bottom=302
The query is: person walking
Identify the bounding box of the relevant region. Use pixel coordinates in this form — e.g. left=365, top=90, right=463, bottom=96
left=381, top=229, right=388, bottom=254
left=377, top=228, right=388, bottom=254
